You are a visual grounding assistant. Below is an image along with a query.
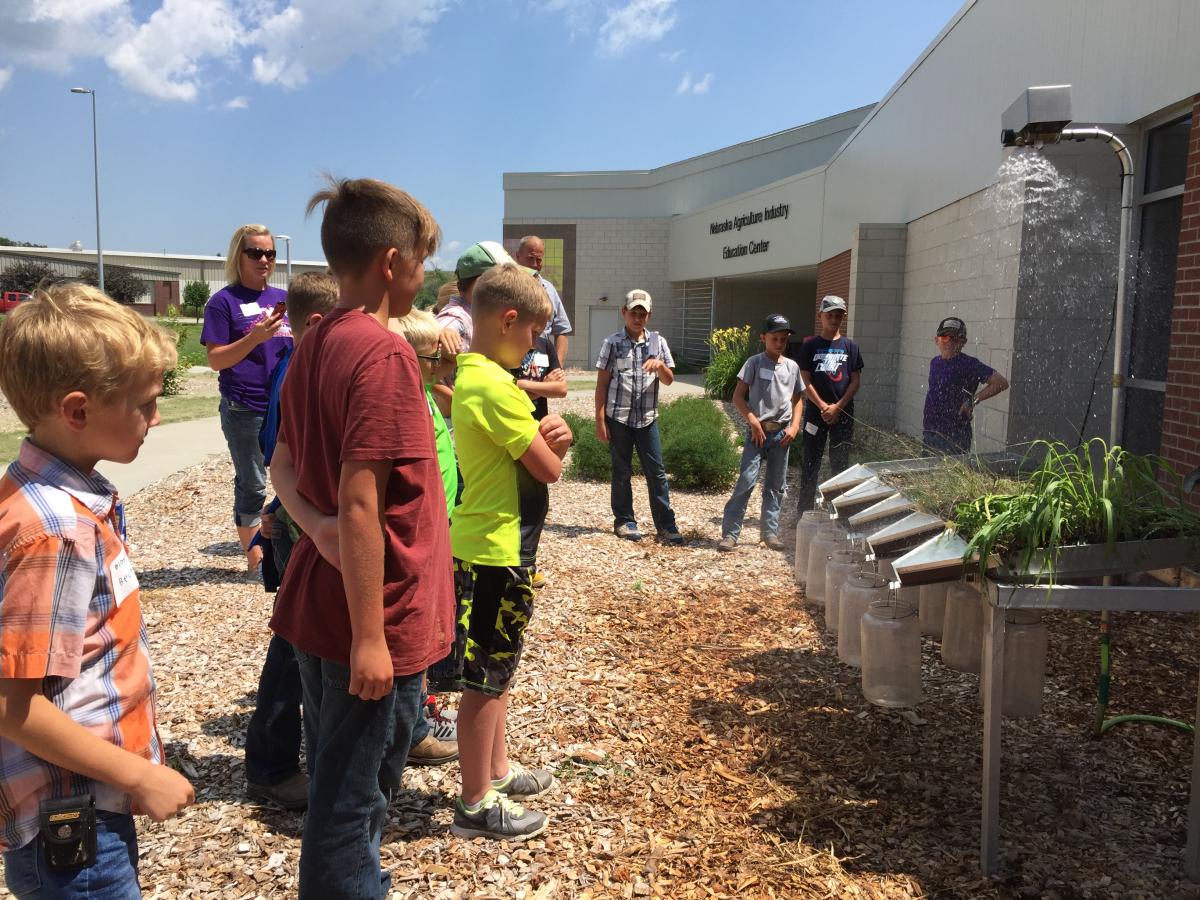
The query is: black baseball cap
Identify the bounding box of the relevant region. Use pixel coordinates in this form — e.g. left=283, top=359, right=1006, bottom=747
left=761, top=314, right=794, bottom=335
left=936, top=316, right=967, bottom=337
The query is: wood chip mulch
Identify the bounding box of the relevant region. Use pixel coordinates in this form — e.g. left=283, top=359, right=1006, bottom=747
left=4, top=450, right=1200, bottom=899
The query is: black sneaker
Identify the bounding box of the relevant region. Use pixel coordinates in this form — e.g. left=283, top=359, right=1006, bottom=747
left=657, top=530, right=685, bottom=546
left=451, top=789, right=548, bottom=841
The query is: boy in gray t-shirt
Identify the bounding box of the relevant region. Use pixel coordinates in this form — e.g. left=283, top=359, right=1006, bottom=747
left=719, top=314, right=806, bottom=552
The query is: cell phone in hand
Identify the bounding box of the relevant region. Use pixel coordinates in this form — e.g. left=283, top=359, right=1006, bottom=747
left=273, top=301, right=286, bottom=316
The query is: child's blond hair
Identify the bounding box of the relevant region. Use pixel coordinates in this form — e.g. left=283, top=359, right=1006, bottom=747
left=433, top=280, right=458, bottom=313
left=389, top=309, right=441, bottom=350
left=305, top=175, right=440, bottom=278
left=287, top=271, right=339, bottom=324
left=0, top=283, right=178, bottom=429
left=473, top=264, right=551, bottom=321
left=224, top=224, right=273, bottom=285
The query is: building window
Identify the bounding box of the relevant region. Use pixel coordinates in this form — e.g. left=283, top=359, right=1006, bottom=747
left=1123, top=112, right=1192, bottom=455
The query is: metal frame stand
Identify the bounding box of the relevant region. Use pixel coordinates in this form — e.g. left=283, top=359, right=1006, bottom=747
left=980, top=580, right=1200, bottom=880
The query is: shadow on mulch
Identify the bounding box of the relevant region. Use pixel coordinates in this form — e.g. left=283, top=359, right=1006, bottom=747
left=542, top=523, right=615, bottom=539
left=691, top=607, right=1200, bottom=897
left=200, top=540, right=244, bottom=557
left=137, top=564, right=254, bottom=587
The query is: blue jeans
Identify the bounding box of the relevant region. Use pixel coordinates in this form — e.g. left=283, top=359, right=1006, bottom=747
left=294, top=650, right=422, bottom=900
left=218, top=398, right=266, bottom=528
left=3, top=811, right=139, bottom=899
left=721, top=427, right=791, bottom=540
left=607, top=417, right=677, bottom=534
left=246, top=516, right=305, bottom=785
left=922, top=428, right=971, bottom=456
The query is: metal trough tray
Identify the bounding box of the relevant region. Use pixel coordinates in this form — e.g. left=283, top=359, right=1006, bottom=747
left=990, top=536, right=1200, bottom=583
left=831, top=477, right=897, bottom=516
left=818, top=463, right=876, bottom=501
left=848, top=492, right=917, bottom=528
left=866, top=512, right=946, bottom=556
left=891, top=530, right=972, bottom=586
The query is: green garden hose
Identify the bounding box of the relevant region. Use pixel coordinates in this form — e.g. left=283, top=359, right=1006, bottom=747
left=1093, top=610, right=1193, bottom=737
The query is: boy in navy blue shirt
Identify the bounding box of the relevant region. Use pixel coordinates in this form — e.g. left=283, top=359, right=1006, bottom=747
left=922, top=316, right=1008, bottom=455
left=791, top=295, right=864, bottom=512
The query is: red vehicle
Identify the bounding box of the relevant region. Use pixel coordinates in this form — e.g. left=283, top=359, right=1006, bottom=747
left=0, top=291, right=32, bottom=312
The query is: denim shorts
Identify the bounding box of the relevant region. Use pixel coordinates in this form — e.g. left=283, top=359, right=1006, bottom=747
left=450, top=560, right=535, bottom=697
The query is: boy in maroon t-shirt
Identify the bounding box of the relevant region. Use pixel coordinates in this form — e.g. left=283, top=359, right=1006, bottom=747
left=267, top=177, right=453, bottom=899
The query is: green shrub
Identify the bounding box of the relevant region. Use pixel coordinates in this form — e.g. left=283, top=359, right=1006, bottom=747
left=158, top=308, right=190, bottom=398
left=704, top=325, right=756, bottom=401
left=658, top=396, right=729, bottom=436
left=182, top=280, right=209, bottom=322
left=661, top=420, right=739, bottom=490
left=562, top=412, right=612, bottom=481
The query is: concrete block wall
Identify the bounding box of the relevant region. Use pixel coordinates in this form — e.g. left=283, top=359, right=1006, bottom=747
left=897, top=187, right=1021, bottom=452
left=848, top=224, right=906, bottom=429
left=502, top=217, right=670, bottom=367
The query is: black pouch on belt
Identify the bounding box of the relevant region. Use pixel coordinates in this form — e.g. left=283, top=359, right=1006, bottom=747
left=38, top=795, right=97, bottom=869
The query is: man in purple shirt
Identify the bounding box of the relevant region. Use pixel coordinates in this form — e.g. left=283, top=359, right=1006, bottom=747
left=922, top=316, right=1008, bottom=455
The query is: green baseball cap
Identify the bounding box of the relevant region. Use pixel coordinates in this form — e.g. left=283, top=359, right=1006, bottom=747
left=455, top=241, right=535, bottom=280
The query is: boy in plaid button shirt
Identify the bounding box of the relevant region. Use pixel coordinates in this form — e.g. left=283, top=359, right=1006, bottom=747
left=594, top=289, right=684, bottom=545
left=0, top=284, right=193, bottom=896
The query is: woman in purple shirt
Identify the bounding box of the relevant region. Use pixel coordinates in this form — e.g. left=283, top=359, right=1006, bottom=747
left=201, top=224, right=292, bottom=571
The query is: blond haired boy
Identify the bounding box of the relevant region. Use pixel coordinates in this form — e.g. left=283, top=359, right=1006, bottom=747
left=0, top=284, right=194, bottom=896
left=268, top=177, right=454, bottom=898
left=448, top=262, right=572, bottom=840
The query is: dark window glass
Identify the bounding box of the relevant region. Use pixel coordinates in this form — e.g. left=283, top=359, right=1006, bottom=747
left=1122, top=387, right=1165, bottom=456
left=1128, top=196, right=1183, bottom=382
left=1144, top=115, right=1192, bottom=194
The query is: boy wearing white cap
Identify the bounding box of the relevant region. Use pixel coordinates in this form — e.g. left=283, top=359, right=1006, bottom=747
left=595, top=290, right=685, bottom=545
left=791, top=295, right=864, bottom=511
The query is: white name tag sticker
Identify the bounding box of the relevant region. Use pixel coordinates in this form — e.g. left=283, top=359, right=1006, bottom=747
left=804, top=421, right=820, bottom=436
left=532, top=352, right=550, bottom=369
left=110, top=550, right=139, bottom=607
left=616, top=357, right=633, bottom=371
left=239, top=302, right=263, bottom=318
left=758, top=369, right=774, bottom=381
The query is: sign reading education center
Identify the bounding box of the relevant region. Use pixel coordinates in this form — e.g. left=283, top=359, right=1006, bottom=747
left=667, top=169, right=823, bottom=281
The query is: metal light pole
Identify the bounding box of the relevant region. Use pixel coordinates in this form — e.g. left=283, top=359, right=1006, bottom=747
left=275, top=234, right=292, bottom=282
left=70, top=88, right=104, bottom=293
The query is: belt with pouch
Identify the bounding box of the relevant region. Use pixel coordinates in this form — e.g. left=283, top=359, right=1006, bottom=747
left=761, top=421, right=786, bottom=433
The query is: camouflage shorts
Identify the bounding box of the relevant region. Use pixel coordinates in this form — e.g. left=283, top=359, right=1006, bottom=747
left=451, top=559, right=535, bottom=698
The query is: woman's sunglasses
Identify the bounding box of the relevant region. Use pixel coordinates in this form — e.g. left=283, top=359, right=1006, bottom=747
left=243, top=248, right=277, bottom=261
left=416, top=350, right=443, bottom=363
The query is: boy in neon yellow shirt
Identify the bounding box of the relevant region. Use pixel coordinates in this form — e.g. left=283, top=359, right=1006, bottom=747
left=448, top=263, right=572, bottom=840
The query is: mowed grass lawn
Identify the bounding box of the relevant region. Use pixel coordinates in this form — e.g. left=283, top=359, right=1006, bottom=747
left=0, top=394, right=219, bottom=465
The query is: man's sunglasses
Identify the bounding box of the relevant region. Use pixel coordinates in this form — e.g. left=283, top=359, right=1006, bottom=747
left=243, top=248, right=277, bottom=261
left=416, top=350, right=443, bottom=363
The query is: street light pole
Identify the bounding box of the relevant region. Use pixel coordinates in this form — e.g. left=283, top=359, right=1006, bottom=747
left=70, top=88, right=104, bottom=293
left=275, top=234, right=292, bottom=283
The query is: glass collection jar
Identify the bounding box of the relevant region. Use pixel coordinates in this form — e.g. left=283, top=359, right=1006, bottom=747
left=942, top=581, right=985, bottom=674
left=860, top=599, right=923, bottom=708
left=918, top=582, right=950, bottom=639
left=804, top=524, right=848, bottom=608
left=825, top=548, right=866, bottom=636
left=837, top=572, right=889, bottom=667
left=978, top=609, right=1049, bottom=718
left=793, top=512, right=827, bottom=586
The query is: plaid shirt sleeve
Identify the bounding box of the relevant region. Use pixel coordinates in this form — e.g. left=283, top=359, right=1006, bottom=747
left=595, top=335, right=613, bottom=371
left=658, top=335, right=676, bottom=370
left=0, top=531, right=95, bottom=680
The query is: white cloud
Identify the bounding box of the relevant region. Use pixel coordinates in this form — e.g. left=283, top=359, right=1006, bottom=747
left=0, top=0, right=450, bottom=101
left=659, top=48, right=683, bottom=63
left=0, top=68, right=11, bottom=91
left=598, top=0, right=677, bottom=57
left=225, top=95, right=249, bottom=110
left=675, top=70, right=712, bottom=96
left=445, top=240, right=462, bottom=253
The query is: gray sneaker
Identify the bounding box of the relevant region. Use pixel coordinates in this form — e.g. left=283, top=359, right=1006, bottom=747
left=492, top=762, right=555, bottom=799
left=717, top=537, right=737, bottom=552
left=451, top=789, right=548, bottom=841
left=614, top=522, right=642, bottom=542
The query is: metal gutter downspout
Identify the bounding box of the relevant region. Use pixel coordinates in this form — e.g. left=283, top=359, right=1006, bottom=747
left=1056, top=127, right=1134, bottom=446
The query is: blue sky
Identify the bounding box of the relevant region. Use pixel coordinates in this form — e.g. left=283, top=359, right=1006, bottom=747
left=0, top=0, right=964, bottom=269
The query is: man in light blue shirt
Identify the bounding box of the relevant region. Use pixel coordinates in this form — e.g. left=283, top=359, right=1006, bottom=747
left=515, top=235, right=572, bottom=361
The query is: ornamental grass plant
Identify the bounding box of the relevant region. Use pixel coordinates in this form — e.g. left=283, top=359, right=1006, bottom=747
left=704, top=325, right=756, bottom=401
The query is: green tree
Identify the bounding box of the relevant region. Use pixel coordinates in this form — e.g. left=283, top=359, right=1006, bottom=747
left=0, top=260, right=56, bottom=294
left=0, top=237, right=47, bottom=248
left=79, top=265, right=148, bottom=304
left=182, top=280, right=209, bottom=322
left=415, top=268, right=455, bottom=310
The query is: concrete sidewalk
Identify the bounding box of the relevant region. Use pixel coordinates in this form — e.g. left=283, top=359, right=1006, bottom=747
left=99, top=416, right=227, bottom=498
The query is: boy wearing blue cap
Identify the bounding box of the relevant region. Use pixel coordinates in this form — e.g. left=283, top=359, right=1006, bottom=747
left=719, top=314, right=806, bottom=552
